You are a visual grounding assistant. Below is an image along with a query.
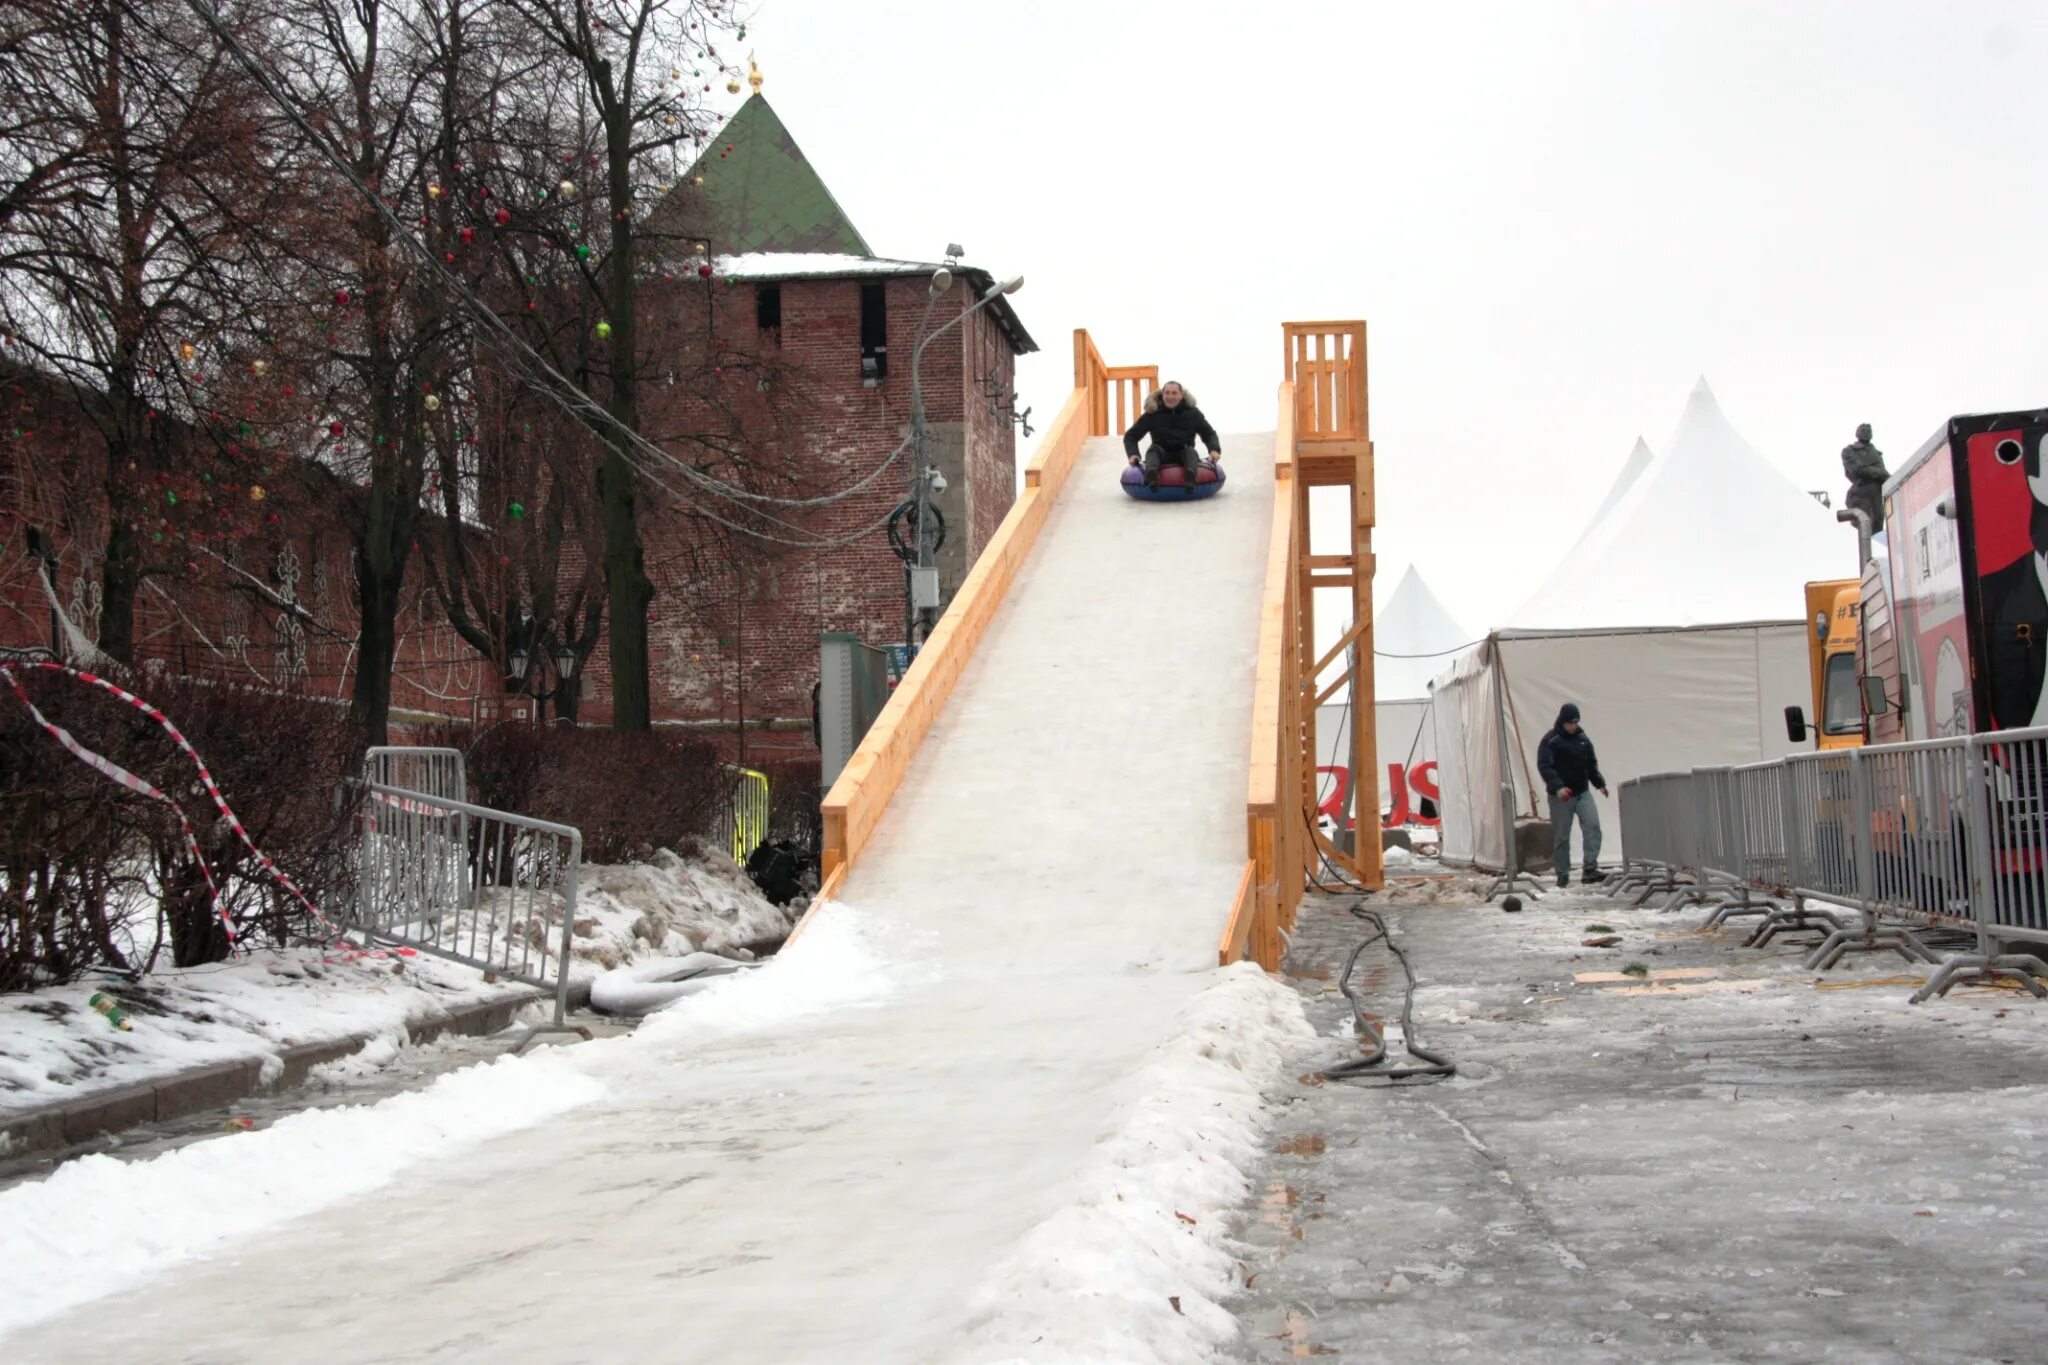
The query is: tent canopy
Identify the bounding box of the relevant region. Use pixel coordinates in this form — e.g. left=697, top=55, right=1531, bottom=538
left=1433, top=379, right=1852, bottom=869
left=1510, top=379, right=1852, bottom=630
left=1374, top=565, right=1472, bottom=701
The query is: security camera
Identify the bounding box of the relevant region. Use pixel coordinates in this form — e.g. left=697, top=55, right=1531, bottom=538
left=927, top=468, right=948, bottom=496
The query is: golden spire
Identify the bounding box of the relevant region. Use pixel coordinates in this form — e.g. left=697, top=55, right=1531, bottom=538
left=747, top=53, right=763, bottom=93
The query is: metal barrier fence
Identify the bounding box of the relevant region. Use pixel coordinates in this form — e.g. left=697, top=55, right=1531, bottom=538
left=353, top=780, right=588, bottom=1047
left=364, top=746, right=466, bottom=804
left=1620, top=726, right=2048, bottom=1002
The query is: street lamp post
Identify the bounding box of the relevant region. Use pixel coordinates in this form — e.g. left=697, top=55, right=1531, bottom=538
left=903, top=267, right=1024, bottom=651
left=507, top=637, right=580, bottom=724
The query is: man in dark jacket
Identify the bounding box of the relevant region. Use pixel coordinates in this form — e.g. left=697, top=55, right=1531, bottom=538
left=1536, top=702, right=1610, bottom=888
left=1123, top=380, right=1222, bottom=494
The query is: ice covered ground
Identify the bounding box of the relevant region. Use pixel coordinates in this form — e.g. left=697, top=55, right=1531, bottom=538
left=1234, top=886, right=2048, bottom=1363
left=0, top=844, right=795, bottom=1121
left=0, top=433, right=1300, bottom=1363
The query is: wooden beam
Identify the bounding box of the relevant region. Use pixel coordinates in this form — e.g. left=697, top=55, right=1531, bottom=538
left=1312, top=616, right=1370, bottom=682
left=1311, top=824, right=1361, bottom=882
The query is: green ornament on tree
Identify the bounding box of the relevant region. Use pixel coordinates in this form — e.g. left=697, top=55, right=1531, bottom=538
left=596, top=321, right=613, bottom=339
left=574, top=244, right=591, bottom=261
left=508, top=501, right=525, bottom=519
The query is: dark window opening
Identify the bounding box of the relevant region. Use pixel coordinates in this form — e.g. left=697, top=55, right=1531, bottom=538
left=1822, top=651, right=1862, bottom=734
left=755, top=284, right=781, bottom=339
left=859, top=282, right=887, bottom=384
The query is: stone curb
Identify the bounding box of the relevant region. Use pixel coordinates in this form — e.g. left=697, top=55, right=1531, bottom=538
left=0, top=984, right=574, bottom=1160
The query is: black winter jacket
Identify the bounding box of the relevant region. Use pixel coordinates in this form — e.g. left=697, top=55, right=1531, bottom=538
left=1123, top=401, right=1221, bottom=459
left=1537, top=720, right=1606, bottom=796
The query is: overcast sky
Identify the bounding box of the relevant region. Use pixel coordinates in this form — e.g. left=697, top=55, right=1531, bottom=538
left=741, top=0, right=2046, bottom=633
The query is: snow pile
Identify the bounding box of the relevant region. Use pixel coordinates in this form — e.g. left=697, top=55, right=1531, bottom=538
left=569, top=842, right=797, bottom=973
left=0, top=845, right=794, bottom=1119
left=961, top=963, right=1315, bottom=1365
left=0, top=949, right=526, bottom=1117
left=0, top=1048, right=602, bottom=1340
left=631, top=902, right=915, bottom=1046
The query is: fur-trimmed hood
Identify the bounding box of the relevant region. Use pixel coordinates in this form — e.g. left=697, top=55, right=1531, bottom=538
left=1143, top=386, right=1198, bottom=414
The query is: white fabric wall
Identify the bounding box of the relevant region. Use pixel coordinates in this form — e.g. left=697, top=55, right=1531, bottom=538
left=1433, top=624, right=1811, bottom=868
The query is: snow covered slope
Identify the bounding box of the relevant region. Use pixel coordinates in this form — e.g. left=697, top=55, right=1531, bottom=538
left=2, top=433, right=1306, bottom=1365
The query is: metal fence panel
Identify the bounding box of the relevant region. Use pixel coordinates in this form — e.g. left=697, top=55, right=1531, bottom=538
left=1621, top=724, right=2048, bottom=999
left=364, top=746, right=466, bottom=804
left=354, top=781, right=582, bottom=1033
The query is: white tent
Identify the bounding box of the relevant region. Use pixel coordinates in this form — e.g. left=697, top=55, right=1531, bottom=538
left=1432, top=380, right=1856, bottom=869
left=1315, top=565, right=1470, bottom=823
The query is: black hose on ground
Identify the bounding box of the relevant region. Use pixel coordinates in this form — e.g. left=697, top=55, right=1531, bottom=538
left=1321, top=902, right=1458, bottom=1085
left=1296, top=808, right=1456, bottom=1083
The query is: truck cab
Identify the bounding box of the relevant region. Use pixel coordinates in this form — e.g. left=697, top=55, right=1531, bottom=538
left=1792, top=578, right=1864, bottom=749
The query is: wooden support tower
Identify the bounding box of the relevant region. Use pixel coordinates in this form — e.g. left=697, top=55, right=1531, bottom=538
left=1284, top=322, right=1381, bottom=892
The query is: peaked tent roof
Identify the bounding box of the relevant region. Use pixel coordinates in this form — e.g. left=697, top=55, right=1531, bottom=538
left=1507, top=379, right=1850, bottom=631
left=663, top=95, right=872, bottom=256
left=1375, top=565, right=1474, bottom=700
left=1571, top=436, right=1654, bottom=551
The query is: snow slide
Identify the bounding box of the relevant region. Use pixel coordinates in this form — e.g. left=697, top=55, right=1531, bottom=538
left=1, top=433, right=1308, bottom=1364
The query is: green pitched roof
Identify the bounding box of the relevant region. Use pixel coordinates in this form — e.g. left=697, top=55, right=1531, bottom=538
left=668, top=95, right=871, bottom=256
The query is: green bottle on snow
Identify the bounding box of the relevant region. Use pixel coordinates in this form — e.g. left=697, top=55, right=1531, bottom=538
left=88, top=992, right=132, bottom=1032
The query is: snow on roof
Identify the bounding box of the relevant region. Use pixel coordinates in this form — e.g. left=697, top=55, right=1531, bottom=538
left=1375, top=565, right=1473, bottom=700
left=711, top=252, right=1040, bottom=353
left=1507, top=378, right=1852, bottom=632
left=712, top=251, right=942, bottom=279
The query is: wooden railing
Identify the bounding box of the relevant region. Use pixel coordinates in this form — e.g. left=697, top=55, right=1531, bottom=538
left=1221, top=380, right=1304, bottom=969
left=1283, top=322, right=1367, bottom=444
left=805, top=329, right=1136, bottom=920
left=1074, top=330, right=1158, bottom=438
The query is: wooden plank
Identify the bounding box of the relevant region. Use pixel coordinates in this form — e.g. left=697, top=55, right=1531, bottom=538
left=1217, top=860, right=1258, bottom=965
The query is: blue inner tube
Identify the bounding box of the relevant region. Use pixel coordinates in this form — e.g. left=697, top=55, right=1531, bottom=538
left=1121, top=459, right=1225, bottom=501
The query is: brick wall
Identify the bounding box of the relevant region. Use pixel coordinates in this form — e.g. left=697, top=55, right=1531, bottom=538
left=0, top=367, right=487, bottom=727
left=1, top=270, right=1026, bottom=755
left=538, top=272, right=1022, bottom=759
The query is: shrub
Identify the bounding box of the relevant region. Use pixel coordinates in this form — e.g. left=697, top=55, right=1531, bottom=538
left=417, top=722, right=730, bottom=865
left=757, top=757, right=822, bottom=858
left=1, top=668, right=363, bottom=987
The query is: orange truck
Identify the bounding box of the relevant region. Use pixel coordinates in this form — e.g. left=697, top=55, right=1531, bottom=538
left=1786, top=578, right=1864, bottom=749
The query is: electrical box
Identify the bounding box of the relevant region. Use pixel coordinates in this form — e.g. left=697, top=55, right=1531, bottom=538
left=819, top=633, right=892, bottom=789
left=910, top=566, right=941, bottom=611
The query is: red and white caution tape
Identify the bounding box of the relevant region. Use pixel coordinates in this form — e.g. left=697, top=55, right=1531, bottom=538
left=0, top=660, right=341, bottom=946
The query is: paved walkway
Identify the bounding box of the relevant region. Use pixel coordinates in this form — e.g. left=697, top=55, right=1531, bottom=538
left=1232, top=883, right=2048, bottom=1364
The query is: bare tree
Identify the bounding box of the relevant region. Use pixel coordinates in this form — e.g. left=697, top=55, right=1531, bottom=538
left=490, top=0, right=744, bottom=730
left=0, top=0, right=281, bottom=663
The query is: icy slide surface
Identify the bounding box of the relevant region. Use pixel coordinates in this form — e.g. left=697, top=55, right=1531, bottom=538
left=3, top=434, right=1280, bottom=1363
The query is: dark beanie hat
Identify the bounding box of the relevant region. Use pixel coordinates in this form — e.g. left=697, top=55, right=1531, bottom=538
left=1558, top=702, right=1581, bottom=724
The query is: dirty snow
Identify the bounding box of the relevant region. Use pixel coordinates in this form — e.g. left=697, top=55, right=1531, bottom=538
left=0, top=1047, right=605, bottom=1339
left=0, top=903, right=891, bottom=1346
left=0, top=845, right=791, bottom=1119
left=965, top=962, right=1315, bottom=1365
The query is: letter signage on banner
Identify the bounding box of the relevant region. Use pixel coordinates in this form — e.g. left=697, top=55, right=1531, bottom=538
left=1315, top=762, right=1442, bottom=830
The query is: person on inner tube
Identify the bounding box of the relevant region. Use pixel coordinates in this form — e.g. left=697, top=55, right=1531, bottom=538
left=1123, top=380, right=1222, bottom=494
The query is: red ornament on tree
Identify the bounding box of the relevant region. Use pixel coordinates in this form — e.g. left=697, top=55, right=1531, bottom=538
left=328, top=420, right=344, bottom=437
left=334, top=289, right=351, bottom=306
left=495, top=209, right=511, bottom=226
left=697, top=264, right=713, bottom=278
left=459, top=226, right=475, bottom=244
